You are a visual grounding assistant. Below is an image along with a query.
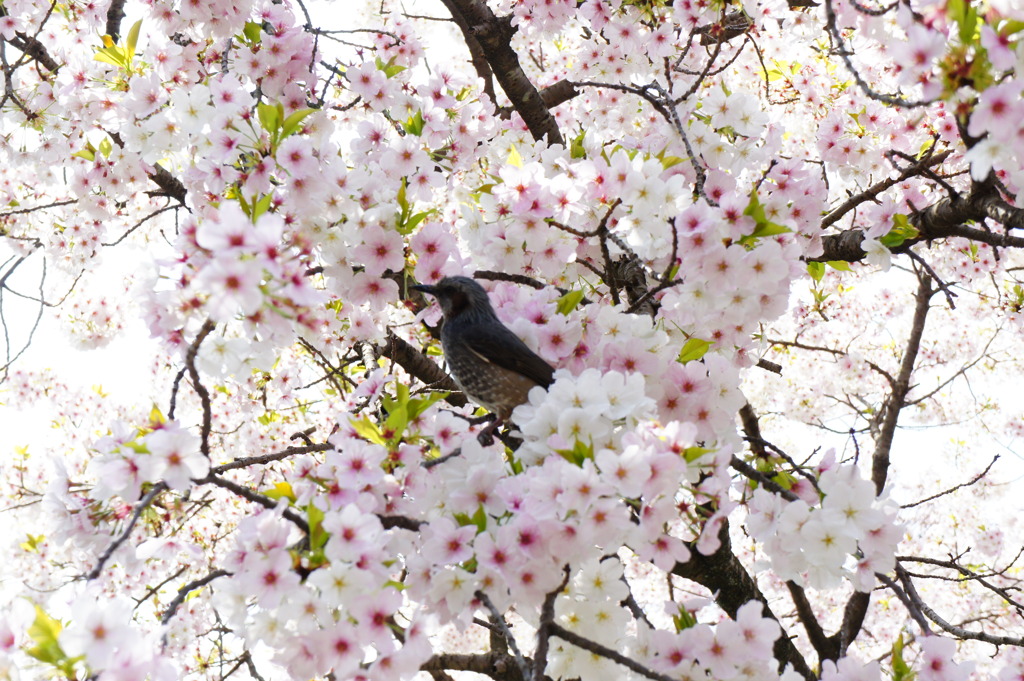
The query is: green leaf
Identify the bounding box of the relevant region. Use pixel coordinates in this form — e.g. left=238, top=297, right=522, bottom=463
left=570, top=130, right=587, bottom=159
left=672, top=605, right=698, bottom=631
left=403, top=110, right=425, bottom=137
left=807, top=261, right=825, bottom=282
left=506, top=144, right=523, bottom=168
left=999, top=19, right=1024, bottom=37
left=880, top=214, right=920, bottom=248
left=307, top=503, right=328, bottom=551
left=380, top=382, right=411, bottom=440
left=891, top=634, right=916, bottom=681
left=242, top=21, right=263, bottom=45
left=556, top=439, right=593, bottom=466
left=770, top=469, right=797, bottom=490
left=407, top=390, right=449, bottom=422
left=125, top=19, right=142, bottom=58
left=351, top=416, right=386, bottom=445
left=236, top=194, right=251, bottom=220
left=556, top=290, right=584, bottom=315
left=27, top=606, right=75, bottom=675
left=264, top=481, right=296, bottom=502
left=257, top=102, right=283, bottom=135
left=396, top=181, right=409, bottom=215
left=281, top=108, right=315, bottom=139
left=682, top=446, right=713, bottom=463
left=375, top=56, right=406, bottom=78
left=746, top=221, right=792, bottom=240
left=468, top=505, right=488, bottom=532
left=400, top=211, right=430, bottom=235
left=958, top=0, right=974, bottom=43
left=98, top=136, right=113, bottom=158
left=383, top=402, right=409, bottom=443
left=94, top=46, right=129, bottom=68
left=947, top=0, right=979, bottom=43
left=20, top=534, right=45, bottom=552
left=252, top=193, right=273, bottom=221
left=740, top=191, right=792, bottom=246
left=826, top=260, right=852, bottom=271
left=678, top=337, right=711, bottom=363
left=745, top=192, right=767, bottom=224
left=659, top=154, right=686, bottom=169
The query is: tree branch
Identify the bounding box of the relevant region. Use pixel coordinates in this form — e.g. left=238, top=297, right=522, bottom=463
left=673, top=523, right=815, bottom=680
left=550, top=624, right=679, bottom=681
left=893, top=565, right=1024, bottom=645
left=87, top=484, right=168, bottom=580
left=378, top=331, right=467, bottom=407
left=160, top=569, right=232, bottom=626
left=105, top=0, right=128, bottom=41
left=199, top=474, right=309, bottom=533
left=439, top=0, right=563, bottom=145
left=185, top=320, right=217, bottom=459
left=814, top=187, right=1024, bottom=263
left=871, top=272, right=931, bottom=494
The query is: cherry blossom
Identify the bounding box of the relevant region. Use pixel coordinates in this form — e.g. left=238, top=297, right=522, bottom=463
left=0, top=0, right=1020, bottom=680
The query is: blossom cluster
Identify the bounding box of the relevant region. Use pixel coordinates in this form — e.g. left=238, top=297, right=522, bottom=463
left=1, top=0, right=1021, bottom=679
left=746, top=454, right=903, bottom=591
left=88, top=420, right=210, bottom=498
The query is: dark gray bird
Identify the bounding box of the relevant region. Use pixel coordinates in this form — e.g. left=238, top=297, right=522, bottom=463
left=412, top=276, right=555, bottom=445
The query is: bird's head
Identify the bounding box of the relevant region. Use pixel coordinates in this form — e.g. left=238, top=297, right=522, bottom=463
left=412, top=276, right=494, bottom=320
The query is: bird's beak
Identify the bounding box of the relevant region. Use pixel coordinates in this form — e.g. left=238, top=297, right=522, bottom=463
left=411, top=283, right=435, bottom=296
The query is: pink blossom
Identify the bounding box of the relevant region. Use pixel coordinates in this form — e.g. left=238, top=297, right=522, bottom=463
left=918, top=636, right=975, bottom=681
left=276, top=135, right=318, bottom=179
left=197, top=255, right=266, bottom=321
left=353, top=225, right=406, bottom=277
left=145, top=424, right=208, bottom=490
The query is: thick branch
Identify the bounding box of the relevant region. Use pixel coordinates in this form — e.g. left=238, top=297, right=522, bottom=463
left=440, top=0, right=563, bottom=144
left=815, top=187, right=1024, bottom=263
left=422, top=653, right=524, bottom=680
left=105, top=0, right=128, bottom=41
left=434, top=0, right=496, bottom=104
left=149, top=163, right=189, bottom=206
left=820, top=151, right=952, bottom=230
left=786, top=581, right=839, bottom=662
left=673, top=523, right=814, bottom=681
left=538, top=79, right=578, bottom=110
left=378, top=331, right=467, bottom=407
left=8, top=32, right=60, bottom=72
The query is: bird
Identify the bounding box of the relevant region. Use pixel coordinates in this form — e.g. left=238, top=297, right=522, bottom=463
left=412, top=276, right=555, bottom=445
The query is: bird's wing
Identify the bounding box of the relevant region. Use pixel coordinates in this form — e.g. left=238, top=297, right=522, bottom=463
left=458, top=323, right=556, bottom=388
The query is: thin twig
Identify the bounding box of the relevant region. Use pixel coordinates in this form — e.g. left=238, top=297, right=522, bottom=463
left=87, top=484, right=167, bottom=580
left=900, top=456, right=999, bottom=509
left=475, top=590, right=530, bottom=680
